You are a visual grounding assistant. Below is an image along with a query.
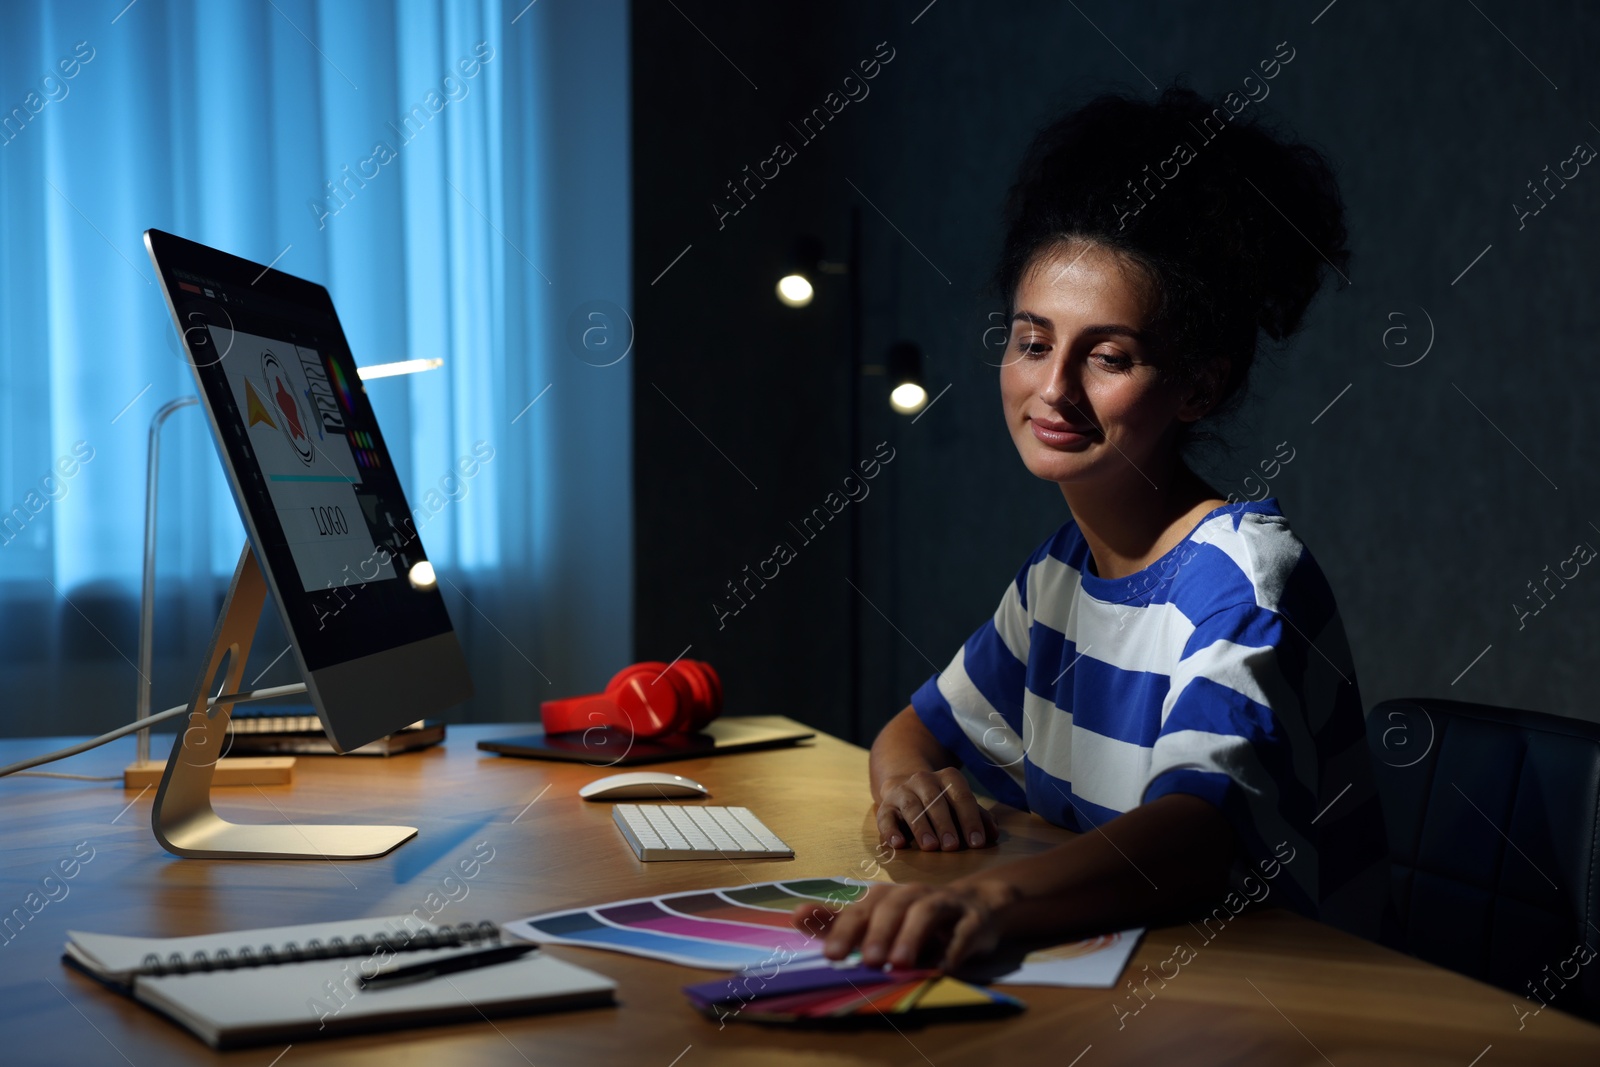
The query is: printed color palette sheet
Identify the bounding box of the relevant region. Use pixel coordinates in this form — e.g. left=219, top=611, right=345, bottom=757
left=509, top=878, right=1141, bottom=987
left=507, top=878, right=868, bottom=969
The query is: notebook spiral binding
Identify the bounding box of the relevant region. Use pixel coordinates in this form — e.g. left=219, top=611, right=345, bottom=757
left=136, top=921, right=503, bottom=977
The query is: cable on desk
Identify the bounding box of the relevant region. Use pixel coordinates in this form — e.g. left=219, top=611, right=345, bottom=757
left=0, top=683, right=309, bottom=781
left=9, top=771, right=123, bottom=781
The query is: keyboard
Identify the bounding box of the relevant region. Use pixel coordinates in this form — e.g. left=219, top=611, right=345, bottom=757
left=611, top=804, right=794, bottom=861
left=225, top=707, right=444, bottom=756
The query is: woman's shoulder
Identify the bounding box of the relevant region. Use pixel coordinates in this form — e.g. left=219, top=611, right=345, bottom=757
left=1175, top=498, right=1331, bottom=622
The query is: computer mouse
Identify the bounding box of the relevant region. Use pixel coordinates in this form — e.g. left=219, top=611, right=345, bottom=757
left=578, top=771, right=711, bottom=801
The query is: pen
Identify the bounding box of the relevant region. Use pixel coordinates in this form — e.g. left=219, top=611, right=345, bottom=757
left=359, top=941, right=539, bottom=991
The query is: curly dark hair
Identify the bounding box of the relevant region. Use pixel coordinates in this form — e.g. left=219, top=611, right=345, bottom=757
left=994, top=83, right=1350, bottom=429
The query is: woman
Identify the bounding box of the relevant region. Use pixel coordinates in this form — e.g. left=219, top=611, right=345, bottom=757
left=793, top=86, right=1388, bottom=970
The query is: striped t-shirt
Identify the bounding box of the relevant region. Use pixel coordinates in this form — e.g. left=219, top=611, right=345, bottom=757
left=911, top=498, right=1388, bottom=939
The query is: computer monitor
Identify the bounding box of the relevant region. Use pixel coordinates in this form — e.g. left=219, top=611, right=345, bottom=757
left=143, top=229, right=473, bottom=858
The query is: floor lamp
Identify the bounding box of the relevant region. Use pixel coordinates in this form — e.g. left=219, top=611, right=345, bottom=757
left=776, top=212, right=928, bottom=744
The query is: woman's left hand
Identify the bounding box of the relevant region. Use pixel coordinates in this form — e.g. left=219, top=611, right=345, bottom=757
left=790, top=880, right=1015, bottom=971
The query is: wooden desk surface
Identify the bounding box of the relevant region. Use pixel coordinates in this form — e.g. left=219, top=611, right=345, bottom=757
left=1, top=719, right=1596, bottom=1066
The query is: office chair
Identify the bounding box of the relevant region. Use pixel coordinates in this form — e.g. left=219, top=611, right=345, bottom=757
left=1367, top=698, right=1600, bottom=1022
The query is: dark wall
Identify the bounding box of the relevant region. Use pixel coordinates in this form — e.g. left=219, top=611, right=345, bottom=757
left=634, top=1, right=1600, bottom=745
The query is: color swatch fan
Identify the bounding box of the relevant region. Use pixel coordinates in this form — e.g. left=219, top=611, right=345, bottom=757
left=683, top=962, right=1024, bottom=1026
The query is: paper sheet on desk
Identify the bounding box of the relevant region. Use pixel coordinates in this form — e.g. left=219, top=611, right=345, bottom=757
left=979, top=928, right=1144, bottom=988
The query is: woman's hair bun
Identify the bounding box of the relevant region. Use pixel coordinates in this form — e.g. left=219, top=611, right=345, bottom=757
left=995, top=82, right=1350, bottom=413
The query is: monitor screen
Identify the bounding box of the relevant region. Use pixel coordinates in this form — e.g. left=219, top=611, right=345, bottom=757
left=145, top=229, right=472, bottom=751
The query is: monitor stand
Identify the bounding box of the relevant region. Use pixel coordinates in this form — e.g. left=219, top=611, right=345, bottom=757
left=151, top=543, right=418, bottom=860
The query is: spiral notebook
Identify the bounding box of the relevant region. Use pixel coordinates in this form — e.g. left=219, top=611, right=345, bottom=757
left=63, top=916, right=616, bottom=1049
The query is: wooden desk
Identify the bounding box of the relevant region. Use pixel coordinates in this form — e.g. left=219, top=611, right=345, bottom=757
left=1, top=719, right=1596, bottom=1065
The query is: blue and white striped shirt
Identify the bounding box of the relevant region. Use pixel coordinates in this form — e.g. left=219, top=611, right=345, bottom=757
left=911, top=498, right=1388, bottom=937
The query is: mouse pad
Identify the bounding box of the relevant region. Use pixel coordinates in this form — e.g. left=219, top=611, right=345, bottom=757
left=476, top=717, right=814, bottom=766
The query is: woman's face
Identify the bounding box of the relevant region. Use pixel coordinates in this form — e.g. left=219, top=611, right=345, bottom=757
left=1000, top=241, right=1201, bottom=487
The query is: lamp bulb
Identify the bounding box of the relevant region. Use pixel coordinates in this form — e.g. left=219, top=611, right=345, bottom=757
left=776, top=274, right=814, bottom=308
left=889, top=382, right=928, bottom=415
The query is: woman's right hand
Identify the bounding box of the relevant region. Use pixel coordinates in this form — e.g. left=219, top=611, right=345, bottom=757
left=876, top=767, right=998, bottom=851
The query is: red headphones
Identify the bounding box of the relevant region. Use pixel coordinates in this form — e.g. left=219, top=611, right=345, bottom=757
left=540, top=660, right=724, bottom=739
